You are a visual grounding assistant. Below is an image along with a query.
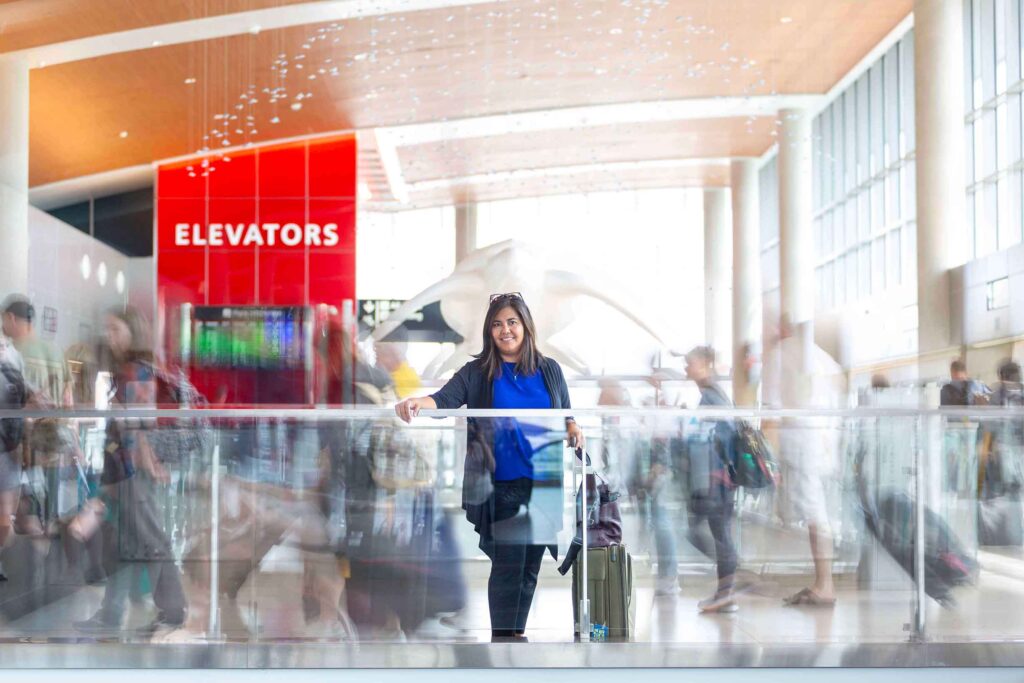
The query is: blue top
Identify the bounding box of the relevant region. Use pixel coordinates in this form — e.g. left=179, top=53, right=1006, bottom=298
left=491, top=362, right=551, bottom=481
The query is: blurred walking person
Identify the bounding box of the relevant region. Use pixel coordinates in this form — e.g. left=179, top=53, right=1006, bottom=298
left=764, top=319, right=843, bottom=607
left=73, top=307, right=188, bottom=637
left=680, top=346, right=740, bottom=612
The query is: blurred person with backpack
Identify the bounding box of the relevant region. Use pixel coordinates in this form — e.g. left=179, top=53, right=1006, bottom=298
left=73, top=307, right=191, bottom=637
left=679, top=346, right=741, bottom=613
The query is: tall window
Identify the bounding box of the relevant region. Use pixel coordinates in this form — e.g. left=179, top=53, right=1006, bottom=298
left=810, top=35, right=917, bottom=312
left=965, top=0, right=1024, bottom=258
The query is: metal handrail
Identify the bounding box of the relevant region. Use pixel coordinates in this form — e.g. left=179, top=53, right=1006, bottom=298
left=0, top=406, right=1019, bottom=419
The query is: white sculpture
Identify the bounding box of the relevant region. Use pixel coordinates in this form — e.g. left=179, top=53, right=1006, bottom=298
left=371, top=239, right=666, bottom=377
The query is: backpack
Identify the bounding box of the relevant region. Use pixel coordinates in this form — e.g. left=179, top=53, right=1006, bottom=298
left=0, top=362, right=27, bottom=453
left=141, top=361, right=212, bottom=463
left=104, top=362, right=211, bottom=484
left=714, top=419, right=780, bottom=489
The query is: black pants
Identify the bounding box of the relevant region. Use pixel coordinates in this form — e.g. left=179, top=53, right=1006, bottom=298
left=687, top=497, right=737, bottom=591
left=487, top=542, right=545, bottom=636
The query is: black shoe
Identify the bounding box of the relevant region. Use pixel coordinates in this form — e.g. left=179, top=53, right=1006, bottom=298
left=73, top=612, right=124, bottom=633
left=135, top=612, right=185, bottom=638
left=490, top=629, right=528, bottom=643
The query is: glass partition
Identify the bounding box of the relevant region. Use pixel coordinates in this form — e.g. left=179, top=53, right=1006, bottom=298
left=0, top=406, right=1018, bottom=662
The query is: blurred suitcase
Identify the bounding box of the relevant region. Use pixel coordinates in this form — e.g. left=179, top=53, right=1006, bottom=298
left=571, top=544, right=635, bottom=640
left=868, top=490, right=977, bottom=606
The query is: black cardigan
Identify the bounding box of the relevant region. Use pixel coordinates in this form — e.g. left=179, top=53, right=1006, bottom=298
left=431, top=356, right=571, bottom=557
left=430, top=356, right=572, bottom=413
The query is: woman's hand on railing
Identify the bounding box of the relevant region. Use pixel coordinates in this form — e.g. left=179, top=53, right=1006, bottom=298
left=567, top=419, right=586, bottom=452
left=395, top=395, right=437, bottom=423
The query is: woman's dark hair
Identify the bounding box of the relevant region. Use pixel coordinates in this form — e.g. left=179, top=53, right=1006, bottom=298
left=476, top=294, right=543, bottom=382
left=98, top=305, right=154, bottom=370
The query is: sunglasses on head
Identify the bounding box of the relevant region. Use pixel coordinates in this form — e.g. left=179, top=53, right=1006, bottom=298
left=489, top=292, right=523, bottom=304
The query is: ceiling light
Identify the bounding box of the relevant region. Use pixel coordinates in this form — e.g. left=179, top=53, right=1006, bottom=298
left=184, top=77, right=197, bottom=85
left=152, top=40, right=162, bottom=47
left=115, top=271, right=125, bottom=294
left=780, top=16, right=793, bottom=23
left=80, top=255, right=91, bottom=281
left=119, top=131, right=128, bottom=139
left=249, top=25, right=262, bottom=35
left=97, top=262, right=108, bottom=287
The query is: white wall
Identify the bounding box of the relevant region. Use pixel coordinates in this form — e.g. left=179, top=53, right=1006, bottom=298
left=959, top=242, right=1024, bottom=345
left=25, top=206, right=150, bottom=353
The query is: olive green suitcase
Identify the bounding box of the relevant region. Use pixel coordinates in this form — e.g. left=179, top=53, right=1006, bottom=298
left=571, top=544, right=636, bottom=640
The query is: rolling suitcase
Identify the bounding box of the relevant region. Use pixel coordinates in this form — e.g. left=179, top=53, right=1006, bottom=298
left=571, top=543, right=635, bottom=640
left=855, top=445, right=976, bottom=606
left=868, top=491, right=977, bottom=606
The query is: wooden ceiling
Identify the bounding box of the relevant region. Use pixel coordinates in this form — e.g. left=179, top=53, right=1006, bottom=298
left=20, top=0, right=913, bottom=207
left=376, top=162, right=732, bottom=211
left=397, top=117, right=779, bottom=184
left=0, top=0, right=314, bottom=53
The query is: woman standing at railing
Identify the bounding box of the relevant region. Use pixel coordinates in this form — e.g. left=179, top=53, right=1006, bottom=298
left=395, top=293, right=584, bottom=642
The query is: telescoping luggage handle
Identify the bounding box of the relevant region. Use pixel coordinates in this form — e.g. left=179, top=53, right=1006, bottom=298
left=570, top=437, right=591, bottom=642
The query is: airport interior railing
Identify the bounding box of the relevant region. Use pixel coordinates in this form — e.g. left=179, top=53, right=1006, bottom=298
left=0, top=405, right=1019, bottom=664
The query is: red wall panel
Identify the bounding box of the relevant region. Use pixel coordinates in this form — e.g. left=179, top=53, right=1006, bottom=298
left=155, top=134, right=357, bottom=403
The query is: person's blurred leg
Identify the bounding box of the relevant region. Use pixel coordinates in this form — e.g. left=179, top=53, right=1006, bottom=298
left=513, top=544, right=546, bottom=634
left=707, top=500, right=738, bottom=594
left=808, top=522, right=835, bottom=599
left=149, top=559, right=187, bottom=625
left=651, top=491, right=678, bottom=595
left=488, top=542, right=528, bottom=638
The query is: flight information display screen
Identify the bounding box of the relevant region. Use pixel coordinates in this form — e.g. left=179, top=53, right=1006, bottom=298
left=187, top=306, right=310, bottom=370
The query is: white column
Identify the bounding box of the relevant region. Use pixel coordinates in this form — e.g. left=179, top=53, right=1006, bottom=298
left=703, top=188, right=731, bottom=365
left=778, top=108, right=815, bottom=331
left=731, top=159, right=761, bottom=406
left=0, top=58, right=29, bottom=296
left=455, top=203, right=477, bottom=265
left=915, top=0, right=967, bottom=353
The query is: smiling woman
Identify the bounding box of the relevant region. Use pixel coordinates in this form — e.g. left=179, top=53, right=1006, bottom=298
left=394, top=292, right=583, bottom=640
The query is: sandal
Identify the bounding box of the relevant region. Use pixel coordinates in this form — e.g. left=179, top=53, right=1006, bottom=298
left=783, top=587, right=836, bottom=608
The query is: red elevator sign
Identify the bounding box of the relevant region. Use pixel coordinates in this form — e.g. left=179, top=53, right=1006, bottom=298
left=155, top=134, right=357, bottom=309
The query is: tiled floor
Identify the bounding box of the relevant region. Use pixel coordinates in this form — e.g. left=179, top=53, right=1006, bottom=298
left=2, top=506, right=1024, bottom=648
left=1, top=551, right=1017, bottom=646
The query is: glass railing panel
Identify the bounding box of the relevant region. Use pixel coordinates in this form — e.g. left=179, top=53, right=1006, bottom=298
left=0, top=405, right=1013, bottom=653
left=927, top=411, right=1020, bottom=643
left=0, top=412, right=218, bottom=641
left=629, top=411, right=921, bottom=646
